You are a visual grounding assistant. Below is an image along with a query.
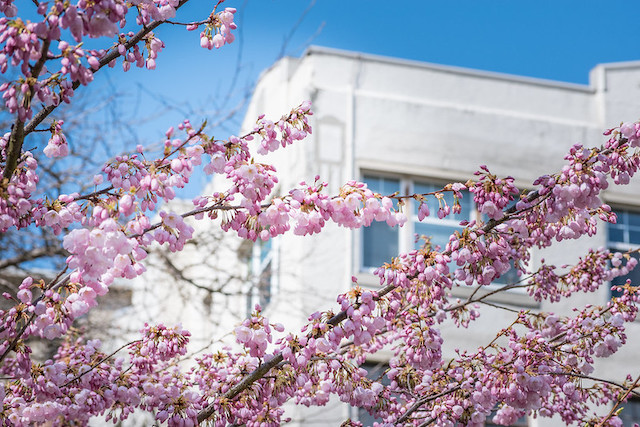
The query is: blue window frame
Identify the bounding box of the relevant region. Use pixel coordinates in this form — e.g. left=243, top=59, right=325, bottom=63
left=608, top=208, right=640, bottom=296
left=361, top=175, right=475, bottom=271
left=361, top=173, right=522, bottom=286
left=361, top=175, right=400, bottom=270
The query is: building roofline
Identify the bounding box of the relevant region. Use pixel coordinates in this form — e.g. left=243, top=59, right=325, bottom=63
left=301, top=45, right=597, bottom=93
left=592, top=59, right=640, bottom=71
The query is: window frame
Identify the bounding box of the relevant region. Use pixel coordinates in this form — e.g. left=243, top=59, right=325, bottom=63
left=608, top=208, right=640, bottom=252
left=607, top=207, right=640, bottom=297
left=246, top=237, right=279, bottom=314
left=356, top=171, right=535, bottom=305
left=358, top=173, right=478, bottom=274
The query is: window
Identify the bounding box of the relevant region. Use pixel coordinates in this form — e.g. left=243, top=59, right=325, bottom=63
left=356, top=361, right=390, bottom=426
left=618, top=397, right=640, bottom=426
left=361, top=175, right=475, bottom=271
left=412, top=181, right=473, bottom=251
left=361, top=174, right=521, bottom=287
left=607, top=208, right=640, bottom=296
left=361, top=174, right=475, bottom=271
left=361, top=176, right=400, bottom=270
left=247, top=238, right=278, bottom=313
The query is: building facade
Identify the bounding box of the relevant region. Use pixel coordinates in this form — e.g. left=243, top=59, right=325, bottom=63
left=239, top=47, right=640, bottom=426
left=140, top=47, right=640, bottom=425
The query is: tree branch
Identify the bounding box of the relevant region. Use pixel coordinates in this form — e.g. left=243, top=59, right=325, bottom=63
left=22, top=0, right=192, bottom=138
left=196, top=191, right=547, bottom=423
left=2, top=38, right=50, bottom=180
left=396, top=385, right=461, bottom=424
left=596, top=373, right=640, bottom=426
left=0, top=245, right=67, bottom=270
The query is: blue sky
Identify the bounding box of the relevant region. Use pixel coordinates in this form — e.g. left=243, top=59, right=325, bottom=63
left=116, top=0, right=640, bottom=130
left=83, top=0, right=640, bottom=193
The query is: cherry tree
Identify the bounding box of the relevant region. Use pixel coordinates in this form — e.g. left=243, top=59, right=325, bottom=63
left=0, top=1, right=639, bottom=426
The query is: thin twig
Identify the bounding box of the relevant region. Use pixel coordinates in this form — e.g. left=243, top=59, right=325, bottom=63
left=550, top=372, right=640, bottom=399
left=61, top=339, right=142, bottom=387
left=596, top=373, right=640, bottom=426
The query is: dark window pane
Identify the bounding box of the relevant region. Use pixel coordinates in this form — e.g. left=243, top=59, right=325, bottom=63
left=608, top=227, right=625, bottom=244
left=259, top=262, right=272, bottom=306
left=415, top=222, right=457, bottom=251
left=362, top=176, right=401, bottom=269
left=611, top=252, right=640, bottom=298
left=630, top=230, right=640, bottom=245
left=618, top=398, right=640, bottom=426
left=609, top=208, right=640, bottom=245
left=608, top=208, right=640, bottom=298
left=628, top=211, right=640, bottom=229
left=363, top=221, right=398, bottom=269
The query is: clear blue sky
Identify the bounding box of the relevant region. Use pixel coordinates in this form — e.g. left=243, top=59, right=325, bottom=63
left=87, top=0, right=640, bottom=193
left=114, top=0, right=640, bottom=130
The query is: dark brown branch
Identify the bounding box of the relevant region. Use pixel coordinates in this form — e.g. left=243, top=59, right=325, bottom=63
left=2, top=117, right=24, bottom=181
left=396, top=385, right=462, bottom=424
left=3, top=38, right=51, bottom=180
left=596, top=373, right=640, bottom=426
left=197, top=353, right=285, bottom=422
left=197, top=284, right=356, bottom=422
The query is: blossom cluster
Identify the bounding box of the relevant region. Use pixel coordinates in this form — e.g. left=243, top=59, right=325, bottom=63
left=2, top=324, right=197, bottom=426
left=470, top=165, right=519, bottom=220
left=198, top=7, right=237, bottom=50
left=0, top=134, right=38, bottom=232
left=43, top=120, right=69, bottom=158
left=0, top=0, right=237, bottom=121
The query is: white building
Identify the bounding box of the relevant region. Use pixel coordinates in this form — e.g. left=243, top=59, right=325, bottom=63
left=140, top=47, right=640, bottom=426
